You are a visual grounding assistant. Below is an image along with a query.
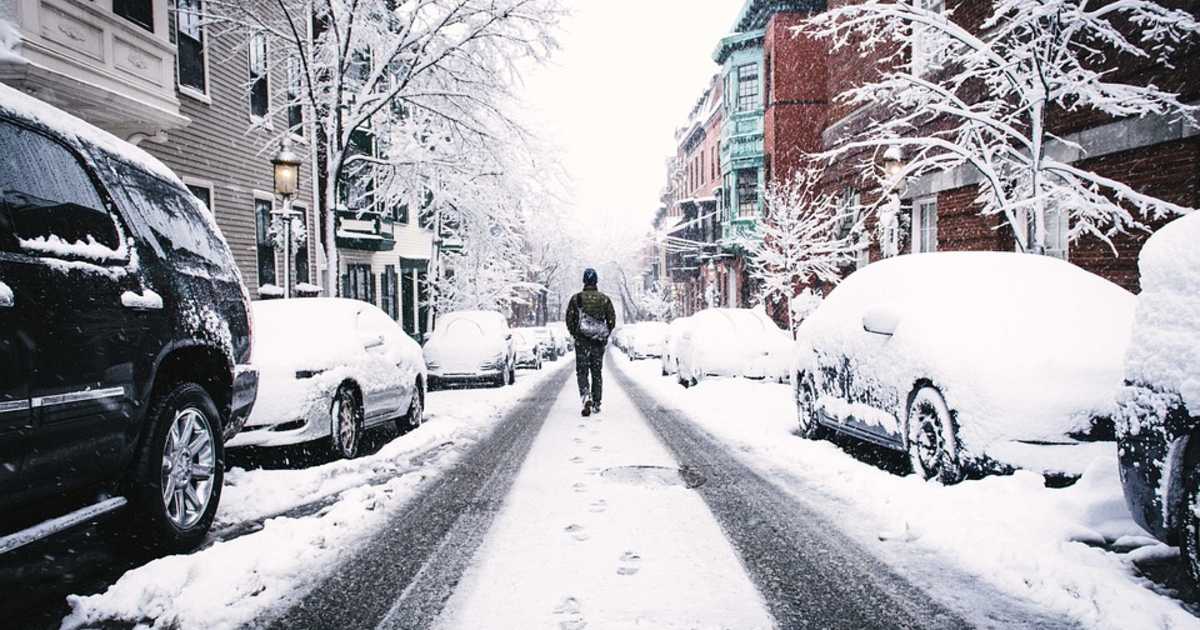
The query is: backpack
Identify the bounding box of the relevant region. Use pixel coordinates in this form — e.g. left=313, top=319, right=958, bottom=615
left=577, top=306, right=609, bottom=342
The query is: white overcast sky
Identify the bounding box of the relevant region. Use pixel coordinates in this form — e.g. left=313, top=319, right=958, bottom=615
left=518, top=1, right=740, bottom=247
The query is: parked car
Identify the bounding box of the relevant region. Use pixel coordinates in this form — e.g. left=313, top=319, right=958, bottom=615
left=794, top=252, right=1134, bottom=484
left=511, top=328, right=544, bottom=370
left=0, top=84, right=257, bottom=553
left=623, top=321, right=669, bottom=360
left=528, top=326, right=558, bottom=361
left=1115, top=212, right=1200, bottom=585
left=745, top=308, right=794, bottom=383
left=661, top=316, right=693, bottom=376
left=549, top=322, right=574, bottom=353
left=676, top=308, right=783, bottom=386
left=552, top=322, right=571, bottom=354
left=226, top=299, right=425, bottom=459
left=423, top=310, right=516, bottom=388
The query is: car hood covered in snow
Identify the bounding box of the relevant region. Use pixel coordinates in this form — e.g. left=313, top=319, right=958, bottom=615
left=795, top=252, right=1136, bottom=453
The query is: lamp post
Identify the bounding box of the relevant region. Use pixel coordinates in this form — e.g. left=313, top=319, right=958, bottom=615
left=272, top=139, right=303, bottom=298
left=880, top=146, right=906, bottom=258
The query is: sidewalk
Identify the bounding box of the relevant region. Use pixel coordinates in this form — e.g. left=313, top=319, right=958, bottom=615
left=434, top=363, right=774, bottom=630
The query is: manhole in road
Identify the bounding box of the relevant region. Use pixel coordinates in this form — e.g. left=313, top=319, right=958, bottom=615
left=600, top=465, right=706, bottom=489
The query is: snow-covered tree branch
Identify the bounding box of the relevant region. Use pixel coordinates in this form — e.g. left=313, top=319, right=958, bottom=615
left=795, top=0, right=1200, bottom=254
left=749, top=164, right=863, bottom=335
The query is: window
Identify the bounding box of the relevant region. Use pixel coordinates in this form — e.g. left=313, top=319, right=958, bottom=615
left=287, top=57, right=303, bottom=135
left=837, top=188, right=861, bottom=239
left=0, top=120, right=119, bottom=256
left=339, top=129, right=375, bottom=211
left=736, top=169, right=758, bottom=217
left=910, top=0, right=947, bottom=75
left=344, top=264, right=374, bottom=304
left=913, top=196, right=938, bottom=253
left=249, top=32, right=269, bottom=118
left=114, top=0, right=153, bottom=31
left=736, top=64, right=760, bottom=112
left=293, top=206, right=309, bottom=284
left=255, top=198, right=276, bottom=286
left=186, top=184, right=211, bottom=212
left=1022, top=207, right=1069, bottom=259
left=381, top=265, right=398, bottom=320
left=177, top=0, right=205, bottom=93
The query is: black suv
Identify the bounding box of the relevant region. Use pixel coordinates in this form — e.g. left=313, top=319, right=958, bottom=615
left=0, top=87, right=257, bottom=552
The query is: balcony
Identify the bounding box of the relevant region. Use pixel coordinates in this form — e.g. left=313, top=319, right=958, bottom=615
left=0, top=0, right=187, bottom=141
left=335, top=208, right=397, bottom=252
left=720, top=112, right=764, bottom=169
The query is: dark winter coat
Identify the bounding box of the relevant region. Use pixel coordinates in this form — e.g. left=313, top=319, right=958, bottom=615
left=566, top=286, right=617, bottom=344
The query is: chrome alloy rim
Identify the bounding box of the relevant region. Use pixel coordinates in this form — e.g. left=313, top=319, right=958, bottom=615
left=410, top=389, right=423, bottom=428
left=334, top=390, right=358, bottom=456
left=160, top=407, right=216, bottom=529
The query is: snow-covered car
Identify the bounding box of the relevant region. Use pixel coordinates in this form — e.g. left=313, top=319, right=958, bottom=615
left=511, top=328, right=545, bottom=370
left=624, top=321, right=669, bottom=360
left=661, top=316, right=693, bottom=376
left=744, top=309, right=793, bottom=383
left=676, top=308, right=783, bottom=386
left=794, top=252, right=1134, bottom=484
left=0, top=85, right=257, bottom=553
left=549, top=321, right=574, bottom=353
left=424, top=310, right=516, bottom=388
left=228, top=299, right=426, bottom=459
left=528, top=326, right=558, bottom=361
left=1115, top=212, right=1200, bottom=585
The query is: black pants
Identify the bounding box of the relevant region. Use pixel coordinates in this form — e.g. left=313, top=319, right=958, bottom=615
left=575, top=340, right=605, bottom=403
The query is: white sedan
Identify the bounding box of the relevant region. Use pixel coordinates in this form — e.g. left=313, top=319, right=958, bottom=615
left=228, top=298, right=427, bottom=459
left=423, top=310, right=516, bottom=388
left=794, top=252, right=1134, bottom=483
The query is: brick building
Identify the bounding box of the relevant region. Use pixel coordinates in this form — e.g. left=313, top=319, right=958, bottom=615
left=820, top=0, right=1200, bottom=295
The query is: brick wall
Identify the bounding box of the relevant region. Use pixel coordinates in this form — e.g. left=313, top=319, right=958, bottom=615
left=764, top=11, right=829, bottom=184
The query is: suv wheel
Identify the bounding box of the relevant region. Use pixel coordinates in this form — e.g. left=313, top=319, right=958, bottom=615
left=1181, top=465, right=1200, bottom=586
left=906, top=386, right=964, bottom=484
left=331, top=385, right=362, bottom=459
left=125, top=382, right=223, bottom=552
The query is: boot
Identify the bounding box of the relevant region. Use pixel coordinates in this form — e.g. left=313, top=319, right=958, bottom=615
left=581, top=395, right=592, bottom=417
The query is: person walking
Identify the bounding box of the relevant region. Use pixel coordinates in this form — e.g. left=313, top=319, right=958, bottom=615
left=566, top=268, right=617, bottom=417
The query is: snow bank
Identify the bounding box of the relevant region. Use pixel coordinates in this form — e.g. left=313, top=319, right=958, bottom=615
left=0, top=280, right=12, bottom=308
left=1122, top=212, right=1200, bottom=415
left=616, top=356, right=1197, bottom=629
left=795, top=252, right=1136, bottom=456
left=62, top=366, right=565, bottom=630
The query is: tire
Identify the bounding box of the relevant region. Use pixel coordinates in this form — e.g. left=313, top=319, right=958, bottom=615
left=400, top=381, right=424, bottom=430
left=1182, top=464, right=1200, bottom=588
left=506, top=363, right=516, bottom=386
left=330, top=384, right=363, bottom=459
left=905, top=386, right=964, bottom=484
left=123, top=382, right=223, bottom=552
left=795, top=373, right=826, bottom=440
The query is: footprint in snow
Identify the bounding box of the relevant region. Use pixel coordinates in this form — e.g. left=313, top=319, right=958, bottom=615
left=569, top=456, right=585, bottom=464
left=554, top=597, right=587, bottom=630
left=590, top=445, right=603, bottom=453
left=572, top=482, right=588, bottom=493
left=617, top=551, right=641, bottom=576
left=585, top=467, right=603, bottom=476
left=573, top=437, right=584, bottom=444
left=564, top=524, right=590, bottom=541
left=588, top=499, right=607, bottom=513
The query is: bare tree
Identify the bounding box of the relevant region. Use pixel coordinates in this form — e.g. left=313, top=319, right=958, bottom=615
left=195, top=0, right=564, bottom=293
left=749, top=165, right=863, bottom=336
left=797, top=0, right=1200, bottom=254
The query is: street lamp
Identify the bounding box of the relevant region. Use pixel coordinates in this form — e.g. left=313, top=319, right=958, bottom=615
left=272, top=139, right=303, bottom=298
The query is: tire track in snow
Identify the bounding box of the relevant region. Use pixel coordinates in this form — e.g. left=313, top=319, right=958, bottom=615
left=264, top=364, right=572, bottom=630
left=612, top=363, right=976, bottom=630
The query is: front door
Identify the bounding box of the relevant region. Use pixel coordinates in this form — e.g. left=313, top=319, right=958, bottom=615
left=0, top=255, right=32, bottom=503
left=0, top=118, right=148, bottom=498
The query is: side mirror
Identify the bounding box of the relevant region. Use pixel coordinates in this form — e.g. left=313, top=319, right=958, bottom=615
left=862, top=305, right=900, bottom=337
